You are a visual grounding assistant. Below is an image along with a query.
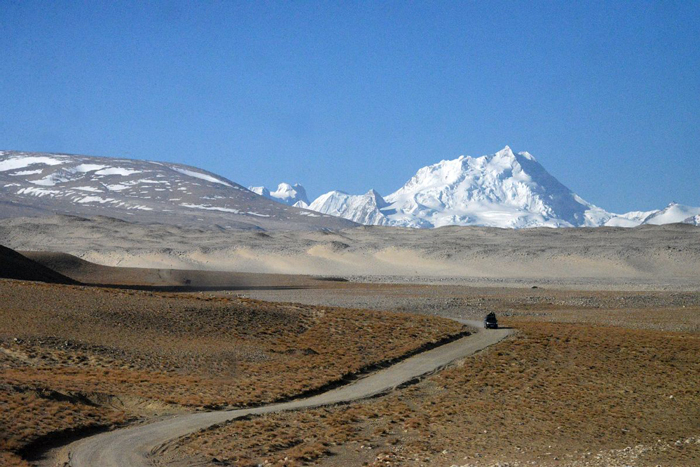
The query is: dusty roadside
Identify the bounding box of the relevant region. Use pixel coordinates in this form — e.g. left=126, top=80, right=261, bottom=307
left=3, top=253, right=699, bottom=466
left=0, top=279, right=464, bottom=466
left=56, top=319, right=508, bottom=467
left=164, top=319, right=700, bottom=467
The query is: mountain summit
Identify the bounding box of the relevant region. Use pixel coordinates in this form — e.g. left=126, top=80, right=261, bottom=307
left=309, top=147, right=612, bottom=228
left=383, top=146, right=610, bottom=228
left=249, top=183, right=310, bottom=208
left=641, top=203, right=700, bottom=226
left=309, top=189, right=391, bottom=226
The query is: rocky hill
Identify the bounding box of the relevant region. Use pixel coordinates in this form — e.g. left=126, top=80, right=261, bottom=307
left=0, top=151, right=355, bottom=231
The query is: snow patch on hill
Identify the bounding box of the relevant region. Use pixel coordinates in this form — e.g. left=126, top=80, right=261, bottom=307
left=0, top=151, right=354, bottom=230
left=0, top=153, right=67, bottom=171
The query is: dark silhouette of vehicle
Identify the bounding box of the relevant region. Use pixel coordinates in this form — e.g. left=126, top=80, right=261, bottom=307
left=484, top=312, right=498, bottom=329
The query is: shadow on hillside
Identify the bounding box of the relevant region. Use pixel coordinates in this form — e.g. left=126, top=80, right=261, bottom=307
left=84, top=283, right=311, bottom=293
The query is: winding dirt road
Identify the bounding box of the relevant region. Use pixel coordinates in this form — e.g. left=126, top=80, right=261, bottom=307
left=60, top=319, right=511, bottom=467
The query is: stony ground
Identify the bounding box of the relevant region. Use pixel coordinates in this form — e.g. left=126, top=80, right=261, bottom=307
left=238, top=282, right=700, bottom=333
left=156, top=282, right=700, bottom=467
left=164, top=319, right=700, bottom=467
left=0, top=279, right=463, bottom=464
left=3, top=263, right=699, bottom=467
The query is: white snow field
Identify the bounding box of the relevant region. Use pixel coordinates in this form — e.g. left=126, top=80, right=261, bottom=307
left=1, top=148, right=696, bottom=230
left=249, top=183, right=310, bottom=207
left=642, top=203, right=700, bottom=225
left=309, top=189, right=392, bottom=226
left=303, top=146, right=698, bottom=229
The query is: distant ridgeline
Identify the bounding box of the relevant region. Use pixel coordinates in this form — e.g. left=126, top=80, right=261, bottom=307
left=0, top=150, right=355, bottom=231
left=1, top=148, right=698, bottom=230
left=266, top=147, right=700, bottom=229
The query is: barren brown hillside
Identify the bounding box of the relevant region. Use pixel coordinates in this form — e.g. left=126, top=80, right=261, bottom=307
left=0, top=279, right=463, bottom=465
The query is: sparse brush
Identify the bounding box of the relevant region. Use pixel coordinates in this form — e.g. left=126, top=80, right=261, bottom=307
left=1, top=279, right=462, bottom=464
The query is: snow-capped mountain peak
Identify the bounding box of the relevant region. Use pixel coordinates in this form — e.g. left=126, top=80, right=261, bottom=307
left=309, top=189, right=391, bottom=226
left=641, top=202, right=700, bottom=226
left=292, top=146, right=699, bottom=229
left=379, top=146, right=607, bottom=228
left=249, top=186, right=271, bottom=198
left=305, top=146, right=683, bottom=229
left=274, top=183, right=309, bottom=205
left=248, top=182, right=309, bottom=207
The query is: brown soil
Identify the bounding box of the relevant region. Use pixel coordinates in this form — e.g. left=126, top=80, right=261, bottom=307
left=0, top=279, right=463, bottom=463
left=236, top=281, right=700, bottom=333
left=165, top=317, right=700, bottom=467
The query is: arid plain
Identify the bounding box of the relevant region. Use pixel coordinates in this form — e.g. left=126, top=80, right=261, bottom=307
left=1, top=218, right=699, bottom=467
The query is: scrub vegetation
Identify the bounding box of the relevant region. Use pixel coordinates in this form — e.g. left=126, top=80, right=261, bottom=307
left=166, top=320, right=700, bottom=467
left=0, top=279, right=464, bottom=463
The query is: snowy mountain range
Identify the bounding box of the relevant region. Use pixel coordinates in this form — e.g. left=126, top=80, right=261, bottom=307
left=0, top=151, right=353, bottom=231
left=684, top=215, right=700, bottom=226
left=1, top=147, right=697, bottom=231
left=268, top=147, right=700, bottom=229
left=309, top=189, right=392, bottom=226
left=248, top=183, right=310, bottom=208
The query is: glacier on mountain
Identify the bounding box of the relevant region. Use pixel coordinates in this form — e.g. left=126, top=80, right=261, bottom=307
left=309, top=189, right=392, bottom=226
left=249, top=183, right=310, bottom=207
left=308, top=147, right=612, bottom=228
left=303, top=147, right=698, bottom=229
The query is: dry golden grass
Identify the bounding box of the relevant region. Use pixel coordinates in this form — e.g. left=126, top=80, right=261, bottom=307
left=0, top=279, right=463, bottom=462
left=0, top=451, right=31, bottom=467
left=168, top=320, right=700, bottom=467
left=0, top=384, right=128, bottom=453
left=242, top=282, right=700, bottom=333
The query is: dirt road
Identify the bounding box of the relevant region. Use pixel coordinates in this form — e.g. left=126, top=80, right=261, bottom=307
left=59, top=319, right=511, bottom=467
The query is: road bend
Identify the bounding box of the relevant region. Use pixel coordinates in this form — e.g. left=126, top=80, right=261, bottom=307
left=63, top=319, right=511, bottom=467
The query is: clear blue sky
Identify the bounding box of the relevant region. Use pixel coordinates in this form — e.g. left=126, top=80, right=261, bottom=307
left=1, top=1, right=698, bottom=213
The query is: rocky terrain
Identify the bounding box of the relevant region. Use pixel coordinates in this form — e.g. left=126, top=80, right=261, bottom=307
left=0, top=269, right=463, bottom=466
left=157, top=281, right=700, bottom=467
left=0, top=150, right=353, bottom=231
